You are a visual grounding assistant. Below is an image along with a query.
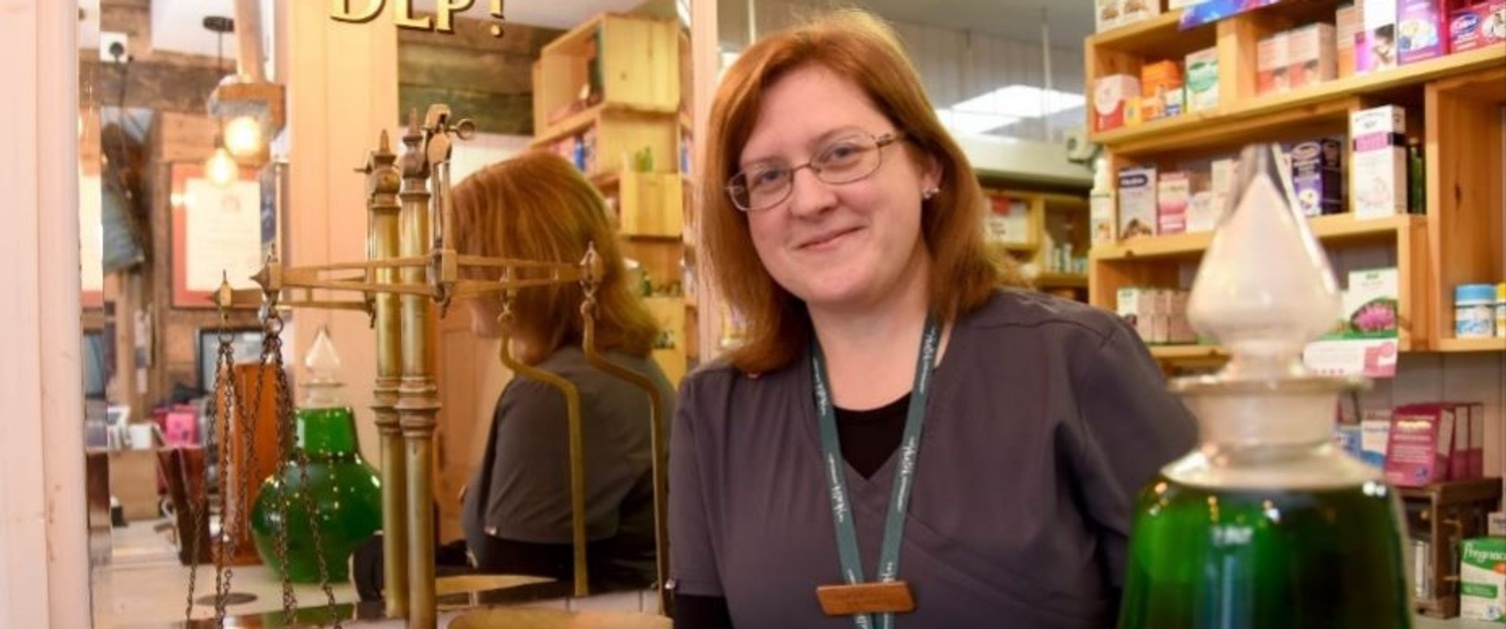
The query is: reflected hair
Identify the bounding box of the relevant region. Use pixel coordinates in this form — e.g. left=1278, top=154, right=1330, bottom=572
left=450, top=151, right=658, bottom=363
left=701, top=8, right=1026, bottom=374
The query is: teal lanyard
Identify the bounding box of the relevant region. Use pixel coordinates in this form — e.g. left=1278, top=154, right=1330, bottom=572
left=811, top=318, right=940, bottom=629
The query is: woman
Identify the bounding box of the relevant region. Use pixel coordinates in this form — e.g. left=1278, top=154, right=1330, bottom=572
left=669, top=10, right=1197, bottom=628
left=452, top=151, right=674, bottom=591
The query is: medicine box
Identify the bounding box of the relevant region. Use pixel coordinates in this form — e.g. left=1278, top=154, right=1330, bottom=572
left=1397, top=0, right=1450, bottom=64
left=1184, top=47, right=1219, bottom=112
left=1116, top=287, right=1157, bottom=342
left=1095, top=0, right=1121, bottom=32
left=1289, top=138, right=1344, bottom=217
left=1118, top=0, right=1164, bottom=28
left=1350, top=106, right=1408, bottom=219
left=1094, top=75, right=1141, bottom=132
left=1286, top=23, right=1337, bottom=91
left=1344, top=267, right=1400, bottom=337
left=1384, top=403, right=1457, bottom=487
left=1140, top=60, right=1183, bottom=121
left=1157, top=171, right=1191, bottom=235
left=1257, top=32, right=1290, bottom=95
left=1117, top=167, right=1158, bottom=239
left=1461, top=537, right=1506, bottom=622
left=1450, top=1, right=1506, bottom=52
left=1360, top=409, right=1391, bottom=468
left=1337, top=3, right=1363, bottom=77
left=1357, top=0, right=1399, bottom=73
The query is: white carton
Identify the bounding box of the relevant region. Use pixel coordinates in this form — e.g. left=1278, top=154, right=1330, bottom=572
left=1118, top=167, right=1158, bottom=239
left=1349, top=106, right=1408, bottom=219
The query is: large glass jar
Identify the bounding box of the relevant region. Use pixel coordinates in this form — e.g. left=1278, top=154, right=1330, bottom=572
left=1116, top=145, right=1412, bottom=629
left=250, top=328, right=382, bottom=583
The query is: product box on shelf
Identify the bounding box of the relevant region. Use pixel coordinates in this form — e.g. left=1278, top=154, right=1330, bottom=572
left=1257, top=31, right=1291, bottom=95
left=1095, top=0, right=1121, bottom=32
left=1397, top=0, right=1451, bottom=64
left=1361, top=409, right=1391, bottom=468
left=1461, top=537, right=1506, bottom=621
left=1358, top=0, right=1400, bottom=73
left=1350, top=105, right=1408, bottom=219
left=1156, top=171, right=1191, bottom=235
left=1187, top=190, right=1219, bottom=232
left=1384, top=403, right=1458, bottom=487
left=1116, top=287, right=1157, bottom=342
left=1117, top=167, right=1158, bottom=239
left=1343, top=267, right=1401, bottom=337
left=1450, top=1, right=1506, bottom=52
left=1337, top=3, right=1363, bottom=77
left=1289, top=138, right=1344, bottom=216
left=1184, top=47, right=1219, bottom=112
left=1093, top=74, right=1141, bottom=133
left=1140, top=60, right=1184, bottom=121
left=1119, top=0, right=1164, bottom=28
left=1286, top=23, right=1338, bottom=90
left=1453, top=401, right=1487, bottom=477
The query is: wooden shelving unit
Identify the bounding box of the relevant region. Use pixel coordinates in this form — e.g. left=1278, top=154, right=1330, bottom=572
left=533, top=13, right=693, bottom=385
left=1086, top=2, right=1503, bottom=369
left=985, top=188, right=1092, bottom=301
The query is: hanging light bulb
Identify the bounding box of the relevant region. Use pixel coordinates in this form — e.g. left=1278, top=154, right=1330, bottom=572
left=223, top=115, right=263, bottom=158
left=205, top=136, right=238, bottom=187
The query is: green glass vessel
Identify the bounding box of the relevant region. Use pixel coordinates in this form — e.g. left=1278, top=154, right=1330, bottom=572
left=250, top=328, right=382, bottom=583
left=1120, top=478, right=1411, bottom=629
left=1117, top=144, right=1412, bottom=629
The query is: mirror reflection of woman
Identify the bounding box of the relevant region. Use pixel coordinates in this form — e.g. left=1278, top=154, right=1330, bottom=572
left=451, top=151, right=674, bottom=592
left=669, top=10, right=1197, bottom=628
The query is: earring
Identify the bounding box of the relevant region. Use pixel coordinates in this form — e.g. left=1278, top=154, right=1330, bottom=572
left=922, top=187, right=939, bottom=201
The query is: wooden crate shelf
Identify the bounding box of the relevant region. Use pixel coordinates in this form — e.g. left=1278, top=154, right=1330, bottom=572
left=1432, top=337, right=1506, bottom=353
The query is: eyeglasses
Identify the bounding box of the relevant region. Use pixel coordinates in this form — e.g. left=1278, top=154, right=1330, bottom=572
left=726, top=131, right=904, bottom=212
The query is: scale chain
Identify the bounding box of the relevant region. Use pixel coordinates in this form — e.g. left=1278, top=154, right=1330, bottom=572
left=266, top=318, right=343, bottom=627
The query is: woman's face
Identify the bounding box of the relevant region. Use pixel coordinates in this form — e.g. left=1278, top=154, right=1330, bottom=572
left=738, top=65, right=940, bottom=315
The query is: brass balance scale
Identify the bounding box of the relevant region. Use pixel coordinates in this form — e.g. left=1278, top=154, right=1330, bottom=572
left=195, top=104, right=670, bottom=629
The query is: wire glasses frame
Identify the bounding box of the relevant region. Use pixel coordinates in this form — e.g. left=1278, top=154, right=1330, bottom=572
left=725, top=131, right=904, bottom=212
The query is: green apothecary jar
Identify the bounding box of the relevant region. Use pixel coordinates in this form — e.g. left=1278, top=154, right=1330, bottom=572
left=251, top=328, right=382, bottom=583
left=1117, top=145, right=1412, bottom=629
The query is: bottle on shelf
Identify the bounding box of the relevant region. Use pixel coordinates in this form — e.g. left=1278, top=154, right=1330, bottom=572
left=1118, top=144, right=1412, bottom=629
left=1089, top=156, right=1116, bottom=247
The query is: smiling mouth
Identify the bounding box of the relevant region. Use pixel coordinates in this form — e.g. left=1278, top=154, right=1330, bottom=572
left=799, top=227, right=859, bottom=250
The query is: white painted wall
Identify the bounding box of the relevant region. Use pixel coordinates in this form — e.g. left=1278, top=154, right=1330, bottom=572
left=0, top=0, right=91, bottom=626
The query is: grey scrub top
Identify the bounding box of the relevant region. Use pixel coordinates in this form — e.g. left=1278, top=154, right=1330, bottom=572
left=669, top=289, right=1198, bottom=628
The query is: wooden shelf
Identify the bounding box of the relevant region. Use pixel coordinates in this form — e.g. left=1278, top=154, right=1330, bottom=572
left=1091, top=214, right=1423, bottom=262
left=1431, top=337, right=1506, bottom=353
left=1091, top=44, right=1506, bottom=153
left=532, top=101, right=680, bottom=148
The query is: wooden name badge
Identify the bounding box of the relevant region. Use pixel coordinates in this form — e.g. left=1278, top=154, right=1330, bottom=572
left=816, top=581, right=917, bottom=616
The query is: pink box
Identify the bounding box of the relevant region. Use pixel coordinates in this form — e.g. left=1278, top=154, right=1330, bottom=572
left=1450, top=1, right=1506, bottom=52
left=1449, top=403, right=1472, bottom=480
left=1447, top=401, right=1487, bottom=478
left=1384, top=403, right=1457, bottom=487
left=1397, top=0, right=1451, bottom=64
left=1157, top=171, right=1191, bottom=235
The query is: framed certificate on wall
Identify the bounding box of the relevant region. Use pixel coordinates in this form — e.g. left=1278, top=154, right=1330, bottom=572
left=170, top=163, right=263, bottom=308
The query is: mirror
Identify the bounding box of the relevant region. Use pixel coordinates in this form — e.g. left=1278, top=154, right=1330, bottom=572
left=77, top=1, right=1093, bottom=625
left=79, top=0, right=687, bottom=625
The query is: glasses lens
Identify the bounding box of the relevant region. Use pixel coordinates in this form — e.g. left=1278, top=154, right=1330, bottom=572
left=813, top=135, right=882, bottom=185
left=728, top=164, right=791, bottom=212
